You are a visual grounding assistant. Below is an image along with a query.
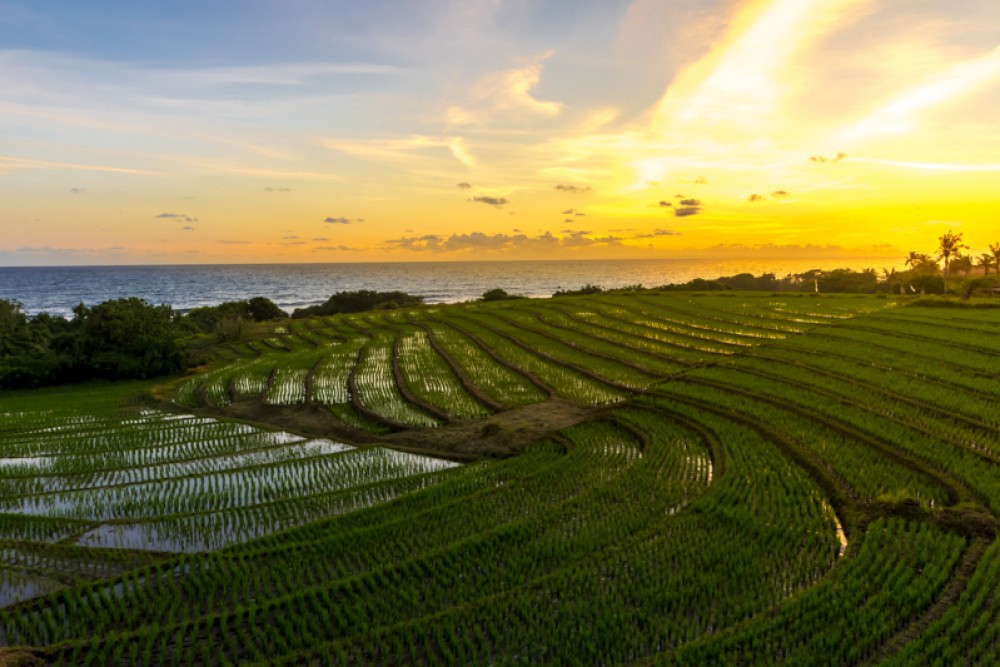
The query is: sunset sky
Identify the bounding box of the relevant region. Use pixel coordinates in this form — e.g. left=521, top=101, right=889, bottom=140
left=2, top=0, right=998, bottom=265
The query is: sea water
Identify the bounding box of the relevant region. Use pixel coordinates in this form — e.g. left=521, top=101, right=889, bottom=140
left=0, top=257, right=898, bottom=317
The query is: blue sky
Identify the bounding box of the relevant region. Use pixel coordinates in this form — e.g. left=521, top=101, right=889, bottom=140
left=2, top=0, right=999, bottom=265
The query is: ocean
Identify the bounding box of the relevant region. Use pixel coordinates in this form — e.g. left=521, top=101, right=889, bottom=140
left=0, top=258, right=898, bottom=317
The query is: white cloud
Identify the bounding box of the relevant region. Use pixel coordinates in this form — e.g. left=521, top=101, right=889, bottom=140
left=450, top=52, right=563, bottom=126
left=448, top=137, right=476, bottom=168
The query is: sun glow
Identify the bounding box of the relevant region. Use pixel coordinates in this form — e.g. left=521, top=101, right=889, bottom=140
left=1, top=1, right=998, bottom=265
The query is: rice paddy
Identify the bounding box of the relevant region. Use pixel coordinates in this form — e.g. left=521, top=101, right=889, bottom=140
left=1, top=291, right=999, bottom=665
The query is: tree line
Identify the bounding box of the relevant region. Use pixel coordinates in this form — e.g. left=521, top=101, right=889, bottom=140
left=3, top=239, right=997, bottom=391
left=0, top=291, right=432, bottom=389
left=617, top=231, right=1000, bottom=297
left=897, top=230, right=1000, bottom=294
left=0, top=298, right=187, bottom=388
left=0, top=296, right=286, bottom=389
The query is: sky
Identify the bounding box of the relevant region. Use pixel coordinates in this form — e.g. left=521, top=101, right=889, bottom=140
left=1, top=0, right=999, bottom=265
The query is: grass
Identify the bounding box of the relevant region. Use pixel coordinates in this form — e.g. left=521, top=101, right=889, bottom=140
left=0, top=291, right=998, bottom=664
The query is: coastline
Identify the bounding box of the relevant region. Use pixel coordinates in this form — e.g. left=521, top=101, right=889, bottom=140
left=1, top=256, right=902, bottom=316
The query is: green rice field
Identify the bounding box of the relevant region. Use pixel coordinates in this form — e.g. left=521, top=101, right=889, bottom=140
left=1, top=291, right=999, bottom=665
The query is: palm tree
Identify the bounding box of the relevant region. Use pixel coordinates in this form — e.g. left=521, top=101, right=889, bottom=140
left=879, top=267, right=900, bottom=293
left=991, top=242, right=1000, bottom=275
left=937, top=230, right=968, bottom=291
left=952, top=255, right=973, bottom=280
left=904, top=252, right=936, bottom=273
left=978, top=253, right=994, bottom=277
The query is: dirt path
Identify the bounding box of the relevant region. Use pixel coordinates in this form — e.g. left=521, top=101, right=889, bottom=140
left=187, top=396, right=597, bottom=461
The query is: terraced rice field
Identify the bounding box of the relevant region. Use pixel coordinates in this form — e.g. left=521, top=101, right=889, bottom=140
left=1, top=291, right=999, bottom=665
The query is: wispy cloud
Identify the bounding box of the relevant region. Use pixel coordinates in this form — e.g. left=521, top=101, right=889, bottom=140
left=3, top=2, right=997, bottom=261
left=633, top=229, right=680, bottom=239
left=810, top=152, right=847, bottom=163
left=851, top=158, right=1000, bottom=172
left=154, top=61, right=404, bottom=88
left=155, top=213, right=198, bottom=222
left=314, top=245, right=360, bottom=252
left=840, top=45, right=1000, bottom=144
left=0, top=154, right=157, bottom=176
left=448, top=52, right=562, bottom=125
left=448, top=137, right=475, bottom=167
left=471, top=196, right=509, bottom=207
left=384, top=230, right=624, bottom=253
left=4, top=50, right=402, bottom=102
left=322, top=135, right=459, bottom=169
left=185, top=160, right=343, bottom=181
left=653, top=0, right=870, bottom=130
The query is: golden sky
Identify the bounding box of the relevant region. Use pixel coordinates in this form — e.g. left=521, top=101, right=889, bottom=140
left=1, top=0, right=998, bottom=265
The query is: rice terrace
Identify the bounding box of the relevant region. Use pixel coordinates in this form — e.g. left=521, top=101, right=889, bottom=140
left=5, top=0, right=1000, bottom=663
left=0, top=288, right=998, bottom=665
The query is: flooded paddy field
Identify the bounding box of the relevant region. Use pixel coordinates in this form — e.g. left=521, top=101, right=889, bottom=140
left=1, top=292, right=999, bottom=664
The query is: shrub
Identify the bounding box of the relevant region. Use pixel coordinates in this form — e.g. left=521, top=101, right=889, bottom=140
left=292, top=290, right=424, bottom=318
left=481, top=288, right=511, bottom=302
left=183, top=298, right=287, bottom=334
left=553, top=284, right=603, bottom=297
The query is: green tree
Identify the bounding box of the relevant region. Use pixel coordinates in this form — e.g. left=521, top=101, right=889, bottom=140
left=991, top=242, right=1000, bottom=274
left=977, top=253, right=994, bottom=277
left=292, top=290, right=424, bottom=318
left=904, top=252, right=938, bottom=273
left=247, top=297, right=287, bottom=322
left=215, top=315, right=252, bottom=342
left=936, top=230, right=968, bottom=292
left=480, top=288, right=524, bottom=301
left=183, top=297, right=287, bottom=334
left=0, top=300, right=74, bottom=387
left=553, top=284, right=604, bottom=297
left=905, top=273, right=945, bottom=295
left=951, top=255, right=973, bottom=281
left=481, top=288, right=510, bottom=301
left=817, top=268, right=878, bottom=293
left=0, top=299, right=32, bottom=356
left=73, top=298, right=185, bottom=379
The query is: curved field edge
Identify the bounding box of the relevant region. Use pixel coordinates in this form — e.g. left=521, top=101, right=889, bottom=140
left=0, top=292, right=997, bottom=665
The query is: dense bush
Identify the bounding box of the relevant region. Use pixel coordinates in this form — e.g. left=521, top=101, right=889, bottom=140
left=182, top=297, right=287, bottom=334
left=960, top=276, right=999, bottom=299
left=291, top=290, right=424, bottom=318
left=721, top=272, right=782, bottom=290
left=481, top=288, right=523, bottom=301
left=880, top=272, right=945, bottom=295
left=0, top=297, right=187, bottom=388
left=817, top=268, right=879, bottom=293
left=72, top=298, right=185, bottom=379
left=553, top=284, right=604, bottom=297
